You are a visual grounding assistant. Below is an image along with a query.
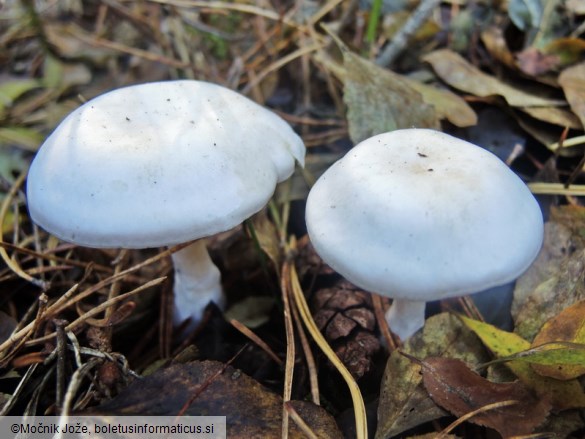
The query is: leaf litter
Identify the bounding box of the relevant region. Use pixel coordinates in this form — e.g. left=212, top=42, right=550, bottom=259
left=1, top=1, right=585, bottom=438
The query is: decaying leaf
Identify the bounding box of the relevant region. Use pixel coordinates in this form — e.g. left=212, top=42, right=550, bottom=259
left=423, top=49, right=566, bottom=107
left=419, top=356, right=550, bottom=437
left=515, top=47, right=560, bottom=76
left=249, top=209, right=281, bottom=273
left=543, top=38, right=585, bottom=68
left=314, top=30, right=477, bottom=143
left=224, top=296, right=276, bottom=329
left=513, top=207, right=585, bottom=340
left=338, top=43, right=439, bottom=143
left=85, top=360, right=341, bottom=438
left=530, top=299, right=585, bottom=379
left=375, top=313, right=490, bottom=439
left=559, top=61, right=585, bottom=129
left=405, top=78, right=478, bottom=128
left=480, top=26, right=517, bottom=68
left=461, top=316, right=585, bottom=411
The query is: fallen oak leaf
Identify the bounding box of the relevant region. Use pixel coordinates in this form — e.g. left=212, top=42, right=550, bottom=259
left=402, top=354, right=551, bottom=438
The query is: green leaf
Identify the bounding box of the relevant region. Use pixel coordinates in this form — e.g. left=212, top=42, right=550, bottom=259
left=0, top=79, right=41, bottom=115
left=488, top=342, right=585, bottom=367
left=460, top=315, right=585, bottom=410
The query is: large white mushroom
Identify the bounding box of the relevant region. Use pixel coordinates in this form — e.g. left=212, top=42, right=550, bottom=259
left=27, top=80, right=305, bottom=327
left=305, top=129, right=543, bottom=340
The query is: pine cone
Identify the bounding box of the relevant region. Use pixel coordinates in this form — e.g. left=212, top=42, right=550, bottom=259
left=311, top=280, right=381, bottom=379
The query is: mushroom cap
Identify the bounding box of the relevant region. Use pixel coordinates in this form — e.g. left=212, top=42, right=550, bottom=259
left=27, top=80, right=305, bottom=248
left=305, top=129, right=543, bottom=301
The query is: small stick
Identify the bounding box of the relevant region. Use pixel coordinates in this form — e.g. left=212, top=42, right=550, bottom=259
left=376, top=0, right=441, bottom=67
left=372, top=293, right=398, bottom=350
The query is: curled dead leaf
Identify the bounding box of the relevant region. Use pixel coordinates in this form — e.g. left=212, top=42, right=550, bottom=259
left=423, top=49, right=566, bottom=107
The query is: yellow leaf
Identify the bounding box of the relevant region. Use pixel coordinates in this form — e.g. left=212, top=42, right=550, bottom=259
left=460, top=315, right=585, bottom=410
left=531, top=300, right=585, bottom=379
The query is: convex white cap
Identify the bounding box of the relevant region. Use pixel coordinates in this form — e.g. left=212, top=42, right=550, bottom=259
left=306, top=129, right=543, bottom=338
left=27, top=80, right=305, bottom=248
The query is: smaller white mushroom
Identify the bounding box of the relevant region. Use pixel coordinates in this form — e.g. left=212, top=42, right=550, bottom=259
left=305, top=129, right=543, bottom=340
left=26, top=80, right=305, bottom=327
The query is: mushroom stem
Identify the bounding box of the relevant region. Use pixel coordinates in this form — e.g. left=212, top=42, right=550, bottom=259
left=385, top=299, right=426, bottom=341
left=171, top=239, right=224, bottom=326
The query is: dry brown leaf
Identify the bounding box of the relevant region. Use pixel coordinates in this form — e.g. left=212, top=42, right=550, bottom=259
left=419, top=357, right=551, bottom=438
left=405, top=78, right=478, bottom=128
left=423, top=49, right=566, bottom=107
left=84, top=360, right=341, bottom=438
left=531, top=300, right=585, bottom=380
left=519, top=106, right=583, bottom=130
left=480, top=26, right=516, bottom=69
left=250, top=209, right=281, bottom=272
left=461, top=316, right=585, bottom=411
left=375, top=313, right=490, bottom=439
left=559, top=61, right=585, bottom=129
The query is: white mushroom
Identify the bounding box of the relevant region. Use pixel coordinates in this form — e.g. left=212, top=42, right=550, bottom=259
left=305, top=129, right=543, bottom=340
left=27, top=80, right=305, bottom=327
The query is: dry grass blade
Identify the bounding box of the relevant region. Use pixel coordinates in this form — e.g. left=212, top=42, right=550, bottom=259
left=280, top=260, right=295, bottom=439
left=435, top=400, right=519, bottom=438
left=0, top=241, right=184, bottom=359
left=24, top=276, right=167, bottom=347
left=308, top=0, right=346, bottom=26
left=284, top=401, right=319, bottom=439
left=528, top=182, right=585, bottom=195
left=0, top=171, right=46, bottom=289
left=289, top=263, right=367, bottom=439
left=147, top=0, right=303, bottom=29
left=0, top=283, right=80, bottom=361
left=73, top=32, right=190, bottom=69
left=548, top=135, right=585, bottom=150
left=0, top=363, right=38, bottom=416
left=0, top=241, right=118, bottom=277
left=229, top=318, right=283, bottom=366
left=242, top=43, right=325, bottom=95
left=290, top=294, right=320, bottom=406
